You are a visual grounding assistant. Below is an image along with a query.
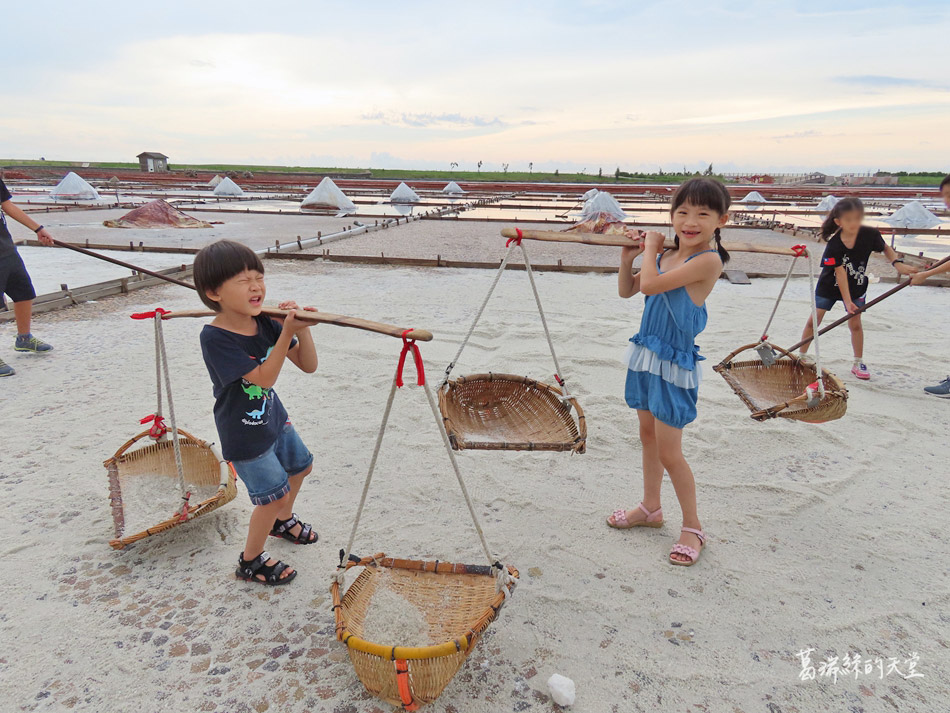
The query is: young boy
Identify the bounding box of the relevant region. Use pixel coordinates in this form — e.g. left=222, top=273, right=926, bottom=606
left=194, top=239, right=319, bottom=586
left=914, top=174, right=950, bottom=397
left=0, top=177, right=55, bottom=376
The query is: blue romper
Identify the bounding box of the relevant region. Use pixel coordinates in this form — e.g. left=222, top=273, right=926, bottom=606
left=623, top=249, right=719, bottom=429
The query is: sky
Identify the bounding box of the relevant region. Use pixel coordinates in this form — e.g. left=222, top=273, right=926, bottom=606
left=1, top=1, right=948, bottom=174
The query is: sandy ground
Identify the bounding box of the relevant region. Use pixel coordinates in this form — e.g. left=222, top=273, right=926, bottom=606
left=2, top=260, right=948, bottom=713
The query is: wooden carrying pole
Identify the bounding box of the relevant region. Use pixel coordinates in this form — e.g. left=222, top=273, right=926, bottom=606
left=499, top=228, right=807, bottom=257
left=52, top=239, right=196, bottom=289
left=50, top=239, right=433, bottom=341
left=162, top=309, right=433, bottom=342
left=786, top=254, right=950, bottom=353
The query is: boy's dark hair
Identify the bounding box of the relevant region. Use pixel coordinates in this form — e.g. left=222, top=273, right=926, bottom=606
left=669, top=177, right=731, bottom=264
left=819, top=197, right=864, bottom=241
left=193, top=239, right=264, bottom=311
left=940, top=174, right=950, bottom=190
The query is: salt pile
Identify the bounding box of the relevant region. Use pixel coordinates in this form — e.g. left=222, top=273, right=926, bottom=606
left=883, top=201, right=942, bottom=229
left=50, top=171, right=100, bottom=200
left=361, top=573, right=431, bottom=647
left=740, top=190, right=767, bottom=204
left=577, top=190, right=626, bottom=222
left=301, top=177, right=356, bottom=213
left=213, top=177, right=244, bottom=197
left=547, top=673, right=576, bottom=706
left=816, top=194, right=839, bottom=212
left=119, top=475, right=219, bottom=535
left=390, top=182, right=420, bottom=203
left=104, top=199, right=213, bottom=229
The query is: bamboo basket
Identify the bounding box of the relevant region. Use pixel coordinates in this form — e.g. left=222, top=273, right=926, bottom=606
left=106, top=428, right=238, bottom=549
left=331, top=554, right=519, bottom=709
left=714, top=343, right=848, bottom=423
left=438, top=373, right=586, bottom=453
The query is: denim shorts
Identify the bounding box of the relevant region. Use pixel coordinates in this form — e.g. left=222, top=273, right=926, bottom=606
left=0, top=251, right=37, bottom=308
left=814, top=293, right=865, bottom=311
left=231, top=422, right=313, bottom=505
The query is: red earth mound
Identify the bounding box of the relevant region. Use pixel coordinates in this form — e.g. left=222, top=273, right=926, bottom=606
left=104, top=199, right=213, bottom=229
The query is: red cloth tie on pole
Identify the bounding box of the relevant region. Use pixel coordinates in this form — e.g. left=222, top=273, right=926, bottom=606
left=506, top=227, right=524, bottom=247
left=130, top=307, right=170, bottom=320
left=791, top=244, right=808, bottom=257
left=396, top=330, right=425, bottom=388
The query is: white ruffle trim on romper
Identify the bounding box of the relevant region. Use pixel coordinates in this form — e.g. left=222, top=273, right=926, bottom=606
left=623, top=341, right=702, bottom=389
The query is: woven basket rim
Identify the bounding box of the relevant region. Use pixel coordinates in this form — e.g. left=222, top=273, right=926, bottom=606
left=107, top=429, right=237, bottom=549
left=439, top=373, right=587, bottom=452
left=714, top=342, right=848, bottom=422
left=331, top=554, right=518, bottom=660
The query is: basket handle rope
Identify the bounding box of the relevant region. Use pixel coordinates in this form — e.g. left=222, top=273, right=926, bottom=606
left=339, top=335, right=498, bottom=583
left=440, top=229, right=572, bottom=403
left=759, top=244, right=807, bottom=342
left=804, top=246, right=826, bottom=397
left=746, top=244, right=825, bottom=398
left=440, top=241, right=519, bottom=387
left=136, top=310, right=191, bottom=518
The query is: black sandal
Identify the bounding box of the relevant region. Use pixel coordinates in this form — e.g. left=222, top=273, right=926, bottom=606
left=270, top=513, right=318, bottom=545
left=235, top=551, right=297, bottom=586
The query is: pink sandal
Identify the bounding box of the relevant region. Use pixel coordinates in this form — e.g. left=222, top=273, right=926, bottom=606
left=669, top=527, right=705, bottom=566
left=606, top=502, right=663, bottom=529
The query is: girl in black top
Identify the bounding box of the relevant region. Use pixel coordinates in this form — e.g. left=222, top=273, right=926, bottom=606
left=799, top=198, right=917, bottom=380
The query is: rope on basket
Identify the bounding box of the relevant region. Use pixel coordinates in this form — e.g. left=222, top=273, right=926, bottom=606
left=338, top=333, right=502, bottom=586
left=441, top=228, right=572, bottom=403
left=750, top=244, right=825, bottom=399
left=130, top=309, right=190, bottom=518
left=804, top=245, right=826, bottom=398
left=760, top=244, right=807, bottom=343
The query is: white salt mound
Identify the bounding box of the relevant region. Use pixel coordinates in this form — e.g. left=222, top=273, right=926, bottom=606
left=547, top=673, right=576, bottom=707
left=361, top=575, right=431, bottom=647
left=119, top=475, right=219, bottom=535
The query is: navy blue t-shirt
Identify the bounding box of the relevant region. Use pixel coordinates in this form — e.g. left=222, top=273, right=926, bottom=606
left=816, top=226, right=887, bottom=300
left=200, top=315, right=297, bottom=461
left=0, top=179, right=15, bottom=257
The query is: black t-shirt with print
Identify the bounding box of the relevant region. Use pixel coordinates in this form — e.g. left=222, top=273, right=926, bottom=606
left=200, top=315, right=297, bottom=461
left=0, top=179, right=15, bottom=257
left=815, top=226, right=887, bottom=300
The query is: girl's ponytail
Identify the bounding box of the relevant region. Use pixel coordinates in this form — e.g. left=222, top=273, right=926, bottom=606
left=714, top=227, right=730, bottom=264
left=819, top=210, right=840, bottom=242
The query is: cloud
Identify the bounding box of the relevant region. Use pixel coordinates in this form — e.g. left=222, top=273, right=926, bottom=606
left=772, top=129, right=821, bottom=141
left=835, top=75, right=949, bottom=92
left=361, top=111, right=507, bottom=129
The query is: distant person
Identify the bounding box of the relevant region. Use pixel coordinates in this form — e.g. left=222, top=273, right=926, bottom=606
left=194, top=240, right=319, bottom=586
left=607, top=177, right=732, bottom=567
left=798, top=197, right=917, bottom=380
left=0, top=177, right=54, bottom=377
left=913, top=174, right=950, bottom=397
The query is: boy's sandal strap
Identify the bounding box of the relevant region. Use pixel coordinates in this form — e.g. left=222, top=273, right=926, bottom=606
left=271, top=513, right=318, bottom=544
left=237, top=551, right=293, bottom=583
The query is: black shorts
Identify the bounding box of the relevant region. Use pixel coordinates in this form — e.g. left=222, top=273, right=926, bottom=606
left=0, top=251, right=37, bottom=308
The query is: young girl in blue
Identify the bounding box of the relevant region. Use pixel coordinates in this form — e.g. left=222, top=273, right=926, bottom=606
left=606, top=178, right=731, bottom=567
